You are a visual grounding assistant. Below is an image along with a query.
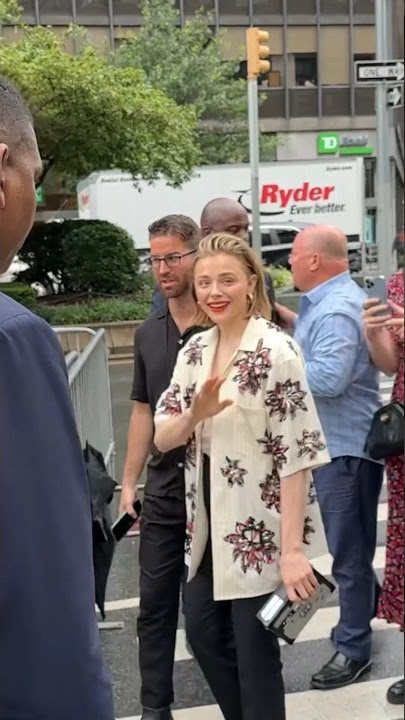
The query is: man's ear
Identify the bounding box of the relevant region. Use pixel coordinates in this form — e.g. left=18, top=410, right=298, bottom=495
left=0, top=144, right=10, bottom=211
left=310, top=252, right=321, bottom=272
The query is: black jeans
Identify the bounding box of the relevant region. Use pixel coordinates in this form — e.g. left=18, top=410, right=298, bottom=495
left=137, top=493, right=186, bottom=709
left=183, top=459, right=286, bottom=720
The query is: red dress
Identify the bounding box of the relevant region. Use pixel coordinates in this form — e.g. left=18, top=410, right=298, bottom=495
left=377, top=271, right=404, bottom=629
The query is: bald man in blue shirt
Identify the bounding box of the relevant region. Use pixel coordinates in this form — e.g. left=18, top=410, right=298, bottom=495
left=277, top=226, right=383, bottom=692
left=0, top=77, right=114, bottom=720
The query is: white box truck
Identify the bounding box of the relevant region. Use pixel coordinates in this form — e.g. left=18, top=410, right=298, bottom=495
left=77, top=159, right=365, bottom=270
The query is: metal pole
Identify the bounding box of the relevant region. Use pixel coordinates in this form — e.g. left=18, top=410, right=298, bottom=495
left=248, top=77, right=261, bottom=255
left=375, top=0, right=393, bottom=278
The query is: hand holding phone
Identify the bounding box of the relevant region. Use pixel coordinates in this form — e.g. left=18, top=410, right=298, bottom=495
left=364, top=276, right=388, bottom=317
left=112, top=500, right=142, bottom=542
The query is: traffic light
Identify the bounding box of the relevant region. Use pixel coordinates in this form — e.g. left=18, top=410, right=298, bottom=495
left=246, top=27, right=271, bottom=79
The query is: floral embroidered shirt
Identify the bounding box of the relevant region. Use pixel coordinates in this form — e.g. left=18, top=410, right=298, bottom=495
left=155, top=315, right=330, bottom=602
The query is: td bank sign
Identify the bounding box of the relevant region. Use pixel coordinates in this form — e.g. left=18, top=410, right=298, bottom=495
left=318, top=132, right=374, bottom=156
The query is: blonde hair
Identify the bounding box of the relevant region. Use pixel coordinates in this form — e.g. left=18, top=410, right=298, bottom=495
left=193, top=233, right=272, bottom=327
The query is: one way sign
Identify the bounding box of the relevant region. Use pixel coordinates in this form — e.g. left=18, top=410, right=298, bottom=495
left=355, top=60, right=404, bottom=85
left=387, top=85, right=403, bottom=108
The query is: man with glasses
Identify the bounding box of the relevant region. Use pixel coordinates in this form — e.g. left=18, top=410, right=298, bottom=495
left=120, top=215, right=201, bottom=720
left=151, top=198, right=276, bottom=316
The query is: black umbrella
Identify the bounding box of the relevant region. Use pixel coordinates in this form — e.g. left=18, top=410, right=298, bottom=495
left=83, top=442, right=117, bottom=620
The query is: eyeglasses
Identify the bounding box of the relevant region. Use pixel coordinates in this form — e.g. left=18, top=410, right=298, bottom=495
left=148, top=250, right=197, bottom=269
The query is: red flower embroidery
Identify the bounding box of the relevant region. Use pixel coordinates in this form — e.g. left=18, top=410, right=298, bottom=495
left=265, top=379, right=308, bottom=421
left=225, top=516, right=278, bottom=574
left=185, top=482, right=197, bottom=555
left=257, top=430, right=289, bottom=469
left=185, top=520, right=194, bottom=555
left=267, top=321, right=283, bottom=333
left=259, top=470, right=281, bottom=512
left=233, top=339, right=272, bottom=396
left=184, top=337, right=207, bottom=366
left=297, top=430, right=326, bottom=461
left=157, top=383, right=181, bottom=416
left=220, top=457, right=248, bottom=488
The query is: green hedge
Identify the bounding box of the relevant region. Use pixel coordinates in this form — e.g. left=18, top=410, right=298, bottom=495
left=36, top=297, right=151, bottom=325
left=1, top=282, right=38, bottom=310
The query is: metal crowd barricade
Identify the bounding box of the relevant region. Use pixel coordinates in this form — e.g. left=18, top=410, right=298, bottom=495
left=53, top=327, right=115, bottom=479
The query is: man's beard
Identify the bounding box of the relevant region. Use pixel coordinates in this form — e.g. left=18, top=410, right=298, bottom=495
left=159, top=277, right=192, bottom=299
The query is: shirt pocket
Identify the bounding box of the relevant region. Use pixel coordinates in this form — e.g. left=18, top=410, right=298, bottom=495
left=233, top=403, right=267, bottom=457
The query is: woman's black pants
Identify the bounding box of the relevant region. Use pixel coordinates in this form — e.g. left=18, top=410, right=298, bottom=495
left=183, top=458, right=286, bottom=720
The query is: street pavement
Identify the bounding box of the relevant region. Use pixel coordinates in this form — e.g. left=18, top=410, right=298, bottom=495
left=104, top=365, right=403, bottom=720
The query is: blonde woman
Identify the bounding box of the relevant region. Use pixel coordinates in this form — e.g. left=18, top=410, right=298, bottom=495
left=154, top=234, right=330, bottom=720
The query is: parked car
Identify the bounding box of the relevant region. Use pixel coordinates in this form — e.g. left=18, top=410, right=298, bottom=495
left=251, top=221, right=362, bottom=273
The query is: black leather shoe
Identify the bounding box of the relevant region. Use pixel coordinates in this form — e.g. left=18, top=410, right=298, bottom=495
left=387, top=679, right=404, bottom=705
left=311, top=652, right=372, bottom=690
left=141, top=708, right=174, bottom=720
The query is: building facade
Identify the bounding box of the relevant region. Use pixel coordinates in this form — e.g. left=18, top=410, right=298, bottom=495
left=6, top=0, right=404, bottom=248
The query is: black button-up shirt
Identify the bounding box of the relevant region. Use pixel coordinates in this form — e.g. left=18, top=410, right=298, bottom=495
left=131, top=305, right=202, bottom=498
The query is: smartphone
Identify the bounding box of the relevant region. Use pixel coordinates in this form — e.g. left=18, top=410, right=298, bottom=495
left=112, top=500, right=142, bottom=542
left=364, top=276, right=388, bottom=316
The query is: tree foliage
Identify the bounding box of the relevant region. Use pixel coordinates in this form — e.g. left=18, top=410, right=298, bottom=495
left=18, top=220, right=140, bottom=295
left=115, top=0, right=278, bottom=165
left=0, top=0, right=21, bottom=24
left=1, top=24, right=199, bottom=186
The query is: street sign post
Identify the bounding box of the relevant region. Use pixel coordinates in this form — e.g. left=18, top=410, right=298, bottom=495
left=386, top=84, right=403, bottom=108
left=355, top=59, right=404, bottom=85
left=373, top=0, right=397, bottom=280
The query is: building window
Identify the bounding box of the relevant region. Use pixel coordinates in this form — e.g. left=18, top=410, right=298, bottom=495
left=364, top=157, right=376, bottom=199
left=321, top=0, right=349, bottom=12
left=295, top=54, right=318, bottom=86
left=39, top=0, right=73, bottom=14
left=220, top=0, right=249, bottom=15
left=113, top=0, right=142, bottom=12
left=287, top=0, right=316, bottom=12
left=354, top=53, right=376, bottom=63
left=353, top=0, right=374, bottom=13
left=76, top=0, right=108, bottom=16
left=184, top=0, right=215, bottom=14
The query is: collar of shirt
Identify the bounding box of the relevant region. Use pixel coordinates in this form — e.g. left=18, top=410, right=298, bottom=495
left=200, top=316, right=270, bottom=360
left=300, top=271, right=351, bottom=312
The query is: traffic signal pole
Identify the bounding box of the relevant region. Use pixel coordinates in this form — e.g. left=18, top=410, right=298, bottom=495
left=248, top=76, right=261, bottom=255
left=246, top=28, right=270, bottom=258
left=375, top=0, right=394, bottom=279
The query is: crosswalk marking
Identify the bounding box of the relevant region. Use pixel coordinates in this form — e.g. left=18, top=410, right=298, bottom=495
left=102, top=545, right=388, bottom=617
left=378, top=502, right=388, bottom=522
left=170, top=609, right=394, bottom=661
left=118, top=677, right=403, bottom=720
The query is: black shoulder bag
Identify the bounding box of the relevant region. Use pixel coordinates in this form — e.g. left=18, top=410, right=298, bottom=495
left=366, top=402, right=405, bottom=460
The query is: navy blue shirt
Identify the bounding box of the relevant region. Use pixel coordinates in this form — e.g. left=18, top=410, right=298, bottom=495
left=0, top=295, right=114, bottom=720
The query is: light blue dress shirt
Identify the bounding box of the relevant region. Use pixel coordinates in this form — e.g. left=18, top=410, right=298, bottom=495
left=294, top=271, right=381, bottom=461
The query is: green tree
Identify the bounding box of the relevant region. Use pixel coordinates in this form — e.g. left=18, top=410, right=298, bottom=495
left=0, top=0, right=21, bottom=24
left=1, top=24, right=199, bottom=186
left=18, top=220, right=140, bottom=295
left=115, top=0, right=279, bottom=165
